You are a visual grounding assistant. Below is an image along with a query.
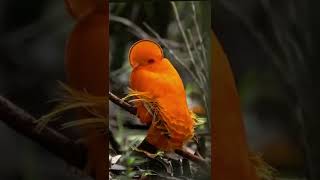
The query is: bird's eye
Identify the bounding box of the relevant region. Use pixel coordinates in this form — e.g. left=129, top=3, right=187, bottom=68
left=148, top=59, right=155, bottom=64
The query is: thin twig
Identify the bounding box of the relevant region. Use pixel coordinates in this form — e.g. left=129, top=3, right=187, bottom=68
left=187, top=29, right=207, bottom=88
left=175, top=149, right=209, bottom=169
left=143, top=22, right=204, bottom=94
left=171, top=2, right=195, bottom=65
left=142, top=22, right=181, bottom=61
left=110, top=14, right=150, bottom=39
left=187, top=29, right=203, bottom=70
left=110, top=15, right=183, bottom=49
left=109, top=91, right=137, bottom=115
left=191, top=2, right=208, bottom=67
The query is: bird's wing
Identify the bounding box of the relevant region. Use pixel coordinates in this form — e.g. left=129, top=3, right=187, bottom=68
left=130, top=68, right=184, bottom=98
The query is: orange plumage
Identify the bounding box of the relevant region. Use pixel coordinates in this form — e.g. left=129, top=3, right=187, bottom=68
left=64, top=0, right=106, bottom=20
left=128, top=40, right=195, bottom=151
left=64, top=4, right=108, bottom=179
left=211, top=31, right=258, bottom=180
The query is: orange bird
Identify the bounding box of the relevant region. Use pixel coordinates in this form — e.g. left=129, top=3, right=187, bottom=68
left=64, top=1, right=108, bottom=179
left=128, top=40, right=195, bottom=151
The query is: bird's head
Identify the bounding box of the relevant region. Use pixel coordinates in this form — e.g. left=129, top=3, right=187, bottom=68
left=129, top=40, right=163, bottom=68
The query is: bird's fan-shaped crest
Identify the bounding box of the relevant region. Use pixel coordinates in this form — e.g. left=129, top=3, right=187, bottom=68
left=128, top=39, right=164, bottom=68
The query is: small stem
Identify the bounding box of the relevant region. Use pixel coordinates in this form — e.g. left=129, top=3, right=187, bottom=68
left=175, top=149, right=209, bottom=169
left=171, top=2, right=195, bottom=65
left=191, top=2, right=208, bottom=67
left=109, top=92, right=137, bottom=115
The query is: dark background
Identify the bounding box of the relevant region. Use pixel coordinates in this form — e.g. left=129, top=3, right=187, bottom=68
left=0, top=0, right=316, bottom=179
left=0, top=1, right=89, bottom=180
left=213, top=0, right=317, bottom=179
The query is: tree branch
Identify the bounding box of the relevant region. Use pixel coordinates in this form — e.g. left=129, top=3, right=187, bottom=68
left=175, top=149, right=208, bottom=169
left=0, top=96, right=87, bottom=170
left=0, top=91, right=209, bottom=176
left=109, top=91, right=137, bottom=115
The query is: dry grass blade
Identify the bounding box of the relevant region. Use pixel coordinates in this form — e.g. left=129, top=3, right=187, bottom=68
left=170, top=2, right=209, bottom=113
left=143, top=22, right=203, bottom=95
left=190, top=111, right=206, bottom=126
left=60, top=118, right=107, bottom=130
left=191, top=2, right=208, bottom=67
left=249, top=153, right=277, bottom=180
left=110, top=14, right=150, bottom=39
left=171, top=2, right=195, bottom=65
left=124, top=89, right=173, bottom=139
left=187, top=29, right=203, bottom=69
left=35, top=82, right=107, bottom=132
left=110, top=15, right=183, bottom=49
